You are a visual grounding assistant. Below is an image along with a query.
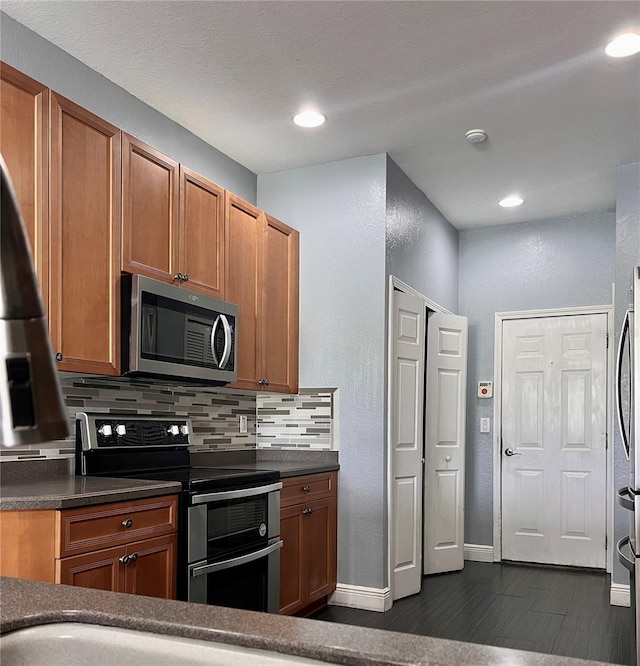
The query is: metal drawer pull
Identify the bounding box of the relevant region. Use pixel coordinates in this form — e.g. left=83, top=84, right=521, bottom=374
left=122, top=519, right=133, bottom=528
left=302, top=508, right=313, bottom=515
left=302, top=485, right=311, bottom=493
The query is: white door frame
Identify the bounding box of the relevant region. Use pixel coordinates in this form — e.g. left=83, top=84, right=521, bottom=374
left=492, top=304, right=614, bottom=573
left=386, top=275, right=451, bottom=603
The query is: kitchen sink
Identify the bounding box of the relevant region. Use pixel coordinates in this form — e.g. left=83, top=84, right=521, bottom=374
left=1, top=623, right=329, bottom=666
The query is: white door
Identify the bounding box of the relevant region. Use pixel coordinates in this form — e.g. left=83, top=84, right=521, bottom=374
left=501, top=314, right=608, bottom=568
left=423, top=312, right=468, bottom=575
left=390, top=289, right=425, bottom=600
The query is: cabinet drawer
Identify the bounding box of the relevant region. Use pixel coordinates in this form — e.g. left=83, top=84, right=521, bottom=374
left=57, top=495, right=178, bottom=558
left=281, top=472, right=335, bottom=508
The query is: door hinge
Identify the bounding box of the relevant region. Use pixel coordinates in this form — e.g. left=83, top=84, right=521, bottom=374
left=605, top=432, right=608, bottom=450
left=606, top=332, right=610, bottom=348
left=605, top=534, right=608, bottom=550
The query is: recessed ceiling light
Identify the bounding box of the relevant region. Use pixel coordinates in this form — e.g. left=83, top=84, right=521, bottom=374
left=293, top=110, right=326, bottom=128
left=498, top=195, right=524, bottom=208
left=605, top=32, right=640, bottom=58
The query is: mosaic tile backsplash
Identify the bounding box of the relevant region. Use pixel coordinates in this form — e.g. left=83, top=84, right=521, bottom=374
left=1, top=376, right=335, bottom=461
left=256, top=389, right=335, bottom=450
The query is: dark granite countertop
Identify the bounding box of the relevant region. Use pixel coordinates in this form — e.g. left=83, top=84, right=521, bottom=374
left=0, top=577, right=604, bottom=666
left=190, top=449, right=339, bottom=478
left=0, top=476, right=182, bottom=510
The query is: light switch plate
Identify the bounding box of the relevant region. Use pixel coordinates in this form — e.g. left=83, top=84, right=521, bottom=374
left=480, top=417, right=491, bottom=433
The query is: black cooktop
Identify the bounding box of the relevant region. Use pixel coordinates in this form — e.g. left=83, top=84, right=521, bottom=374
left=117, top=466, right=280, bottom=492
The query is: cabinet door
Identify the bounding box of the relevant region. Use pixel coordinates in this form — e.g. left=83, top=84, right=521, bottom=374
left=49, top=92, right=121, bottom=375
left=0, top=62, right=49, bottom=306
left=261, top=215, right=299, bottom=393
left=302, top=496, right=337, bottom=604
left=124, top=534, right=176, bottom=600
left=122, top=133, right=179, bottom=283
left=179, top=166, right=225, bottom=298
left=225, top=193, right=263, bottom=390
left=56, top=544, right=123, bottom=592
left=279, top=504, right=304, bottom=614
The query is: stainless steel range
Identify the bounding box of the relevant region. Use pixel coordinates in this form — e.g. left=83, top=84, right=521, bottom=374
left=75, top=412, right=282, bottom=613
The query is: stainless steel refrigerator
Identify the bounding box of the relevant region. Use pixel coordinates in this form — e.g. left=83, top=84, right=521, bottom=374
left=616, top=265, right=640, bottom=660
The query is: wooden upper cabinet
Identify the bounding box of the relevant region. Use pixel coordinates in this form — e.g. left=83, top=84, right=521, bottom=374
left=225, top=193, right=262, bottom=389
left=179, top=166, right=225, bottom=298
left=49, top=92, right=121, bottom=375
left=262, top=214, right=299, bottom=394
left=122, top=133, right=179, bottom=283
left=0, top=62, right=49, bottom=305
left=225, top=195, right=299, bottom=393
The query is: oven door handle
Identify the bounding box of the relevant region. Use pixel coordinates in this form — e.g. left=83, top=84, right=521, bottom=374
left=190, top=540, right=283, bottom=577
left=191, top=481, right=282, bottom=504
left=617, top=536, right=635, bottom=573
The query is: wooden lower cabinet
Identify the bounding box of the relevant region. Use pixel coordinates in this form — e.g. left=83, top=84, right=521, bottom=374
left=279, top=473, right=337, bottom=616
left=57, top=534, right=176, bottom=599
left=0, top=495, right=178, bottom=601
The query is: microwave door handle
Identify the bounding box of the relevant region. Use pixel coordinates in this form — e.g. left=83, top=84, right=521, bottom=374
left=210, top=315, right=221, bottom=367
left=616, top=309, right=630, bottom=460
left=219, top=314, right=232, bottom=369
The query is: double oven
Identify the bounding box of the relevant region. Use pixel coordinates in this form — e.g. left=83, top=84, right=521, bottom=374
left=76, top=412, right=282, bottom=613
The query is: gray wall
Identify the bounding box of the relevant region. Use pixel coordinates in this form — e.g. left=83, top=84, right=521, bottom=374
left=258, top=155, right=388, bottom=589
left=613, top=162, right=640, bottom=584
left=0, top=13, right=256, bottom=201
left=459, top=212, right=616, bottom=546
left=386, top=156, right=459, bottom=313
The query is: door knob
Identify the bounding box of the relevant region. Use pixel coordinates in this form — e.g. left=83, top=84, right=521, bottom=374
left=504, top=447, right=521, bottom=457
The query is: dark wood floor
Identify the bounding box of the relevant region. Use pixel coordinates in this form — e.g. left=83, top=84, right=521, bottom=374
left=311, top=561, right=635, bottom=664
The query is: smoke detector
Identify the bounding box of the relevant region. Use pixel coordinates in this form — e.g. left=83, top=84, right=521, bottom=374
left=465, top=129, right=488, bottom=144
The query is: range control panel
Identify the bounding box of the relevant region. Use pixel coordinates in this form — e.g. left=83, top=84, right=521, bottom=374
left=77, top=412, right=191, bottom=450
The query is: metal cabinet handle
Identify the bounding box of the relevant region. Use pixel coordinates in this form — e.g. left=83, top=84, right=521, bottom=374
left=264, top=379, right=270, bottom=386
left=119, top=555, right=129, bottom=565
left=504, top=448, right=521, bottom=457
left=122, top=519, right=133, bottom=528
left=129, top=552, right=138, bottom=563
left=183, top=274, right=189, bottom=282
left=302, top=485, right=311, bottom=493
left=55, top=352, right=63, bottom=361
left=258, top=379, right=265, bottom=386
left=302, top=508, right=313, bottom=515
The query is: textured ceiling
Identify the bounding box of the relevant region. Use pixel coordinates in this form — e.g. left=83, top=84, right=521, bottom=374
left=2, top=1, right=639, bottom=229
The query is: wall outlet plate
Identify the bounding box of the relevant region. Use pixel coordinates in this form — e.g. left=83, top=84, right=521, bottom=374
left=239, top=414, right=248, bottom=434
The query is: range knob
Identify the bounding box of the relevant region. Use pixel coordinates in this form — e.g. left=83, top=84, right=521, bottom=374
left=98, top=424, right=113, bottom=437
left=179, top=424, right=189, bottom=436
left=167, top=425, right=180, bottom=436
left=114, top=424, right=127, bottom=437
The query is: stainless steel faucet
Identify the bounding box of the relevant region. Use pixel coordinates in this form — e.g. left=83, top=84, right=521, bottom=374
left=0, top=154, right=69, bottom=446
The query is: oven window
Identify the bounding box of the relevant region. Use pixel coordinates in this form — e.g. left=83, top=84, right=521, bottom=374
left=207, top=497, right=267, bottom=558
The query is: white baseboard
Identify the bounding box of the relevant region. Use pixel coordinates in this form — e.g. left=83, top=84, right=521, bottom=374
left=464, top=543, right=494, bottom=562
left=329, top=584, right=392, bottom=613
left=610, top=582, right=631, bottom=607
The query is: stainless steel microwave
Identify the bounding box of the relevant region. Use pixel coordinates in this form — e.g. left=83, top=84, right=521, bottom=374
left=122, top=275, right=237, bottom=384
